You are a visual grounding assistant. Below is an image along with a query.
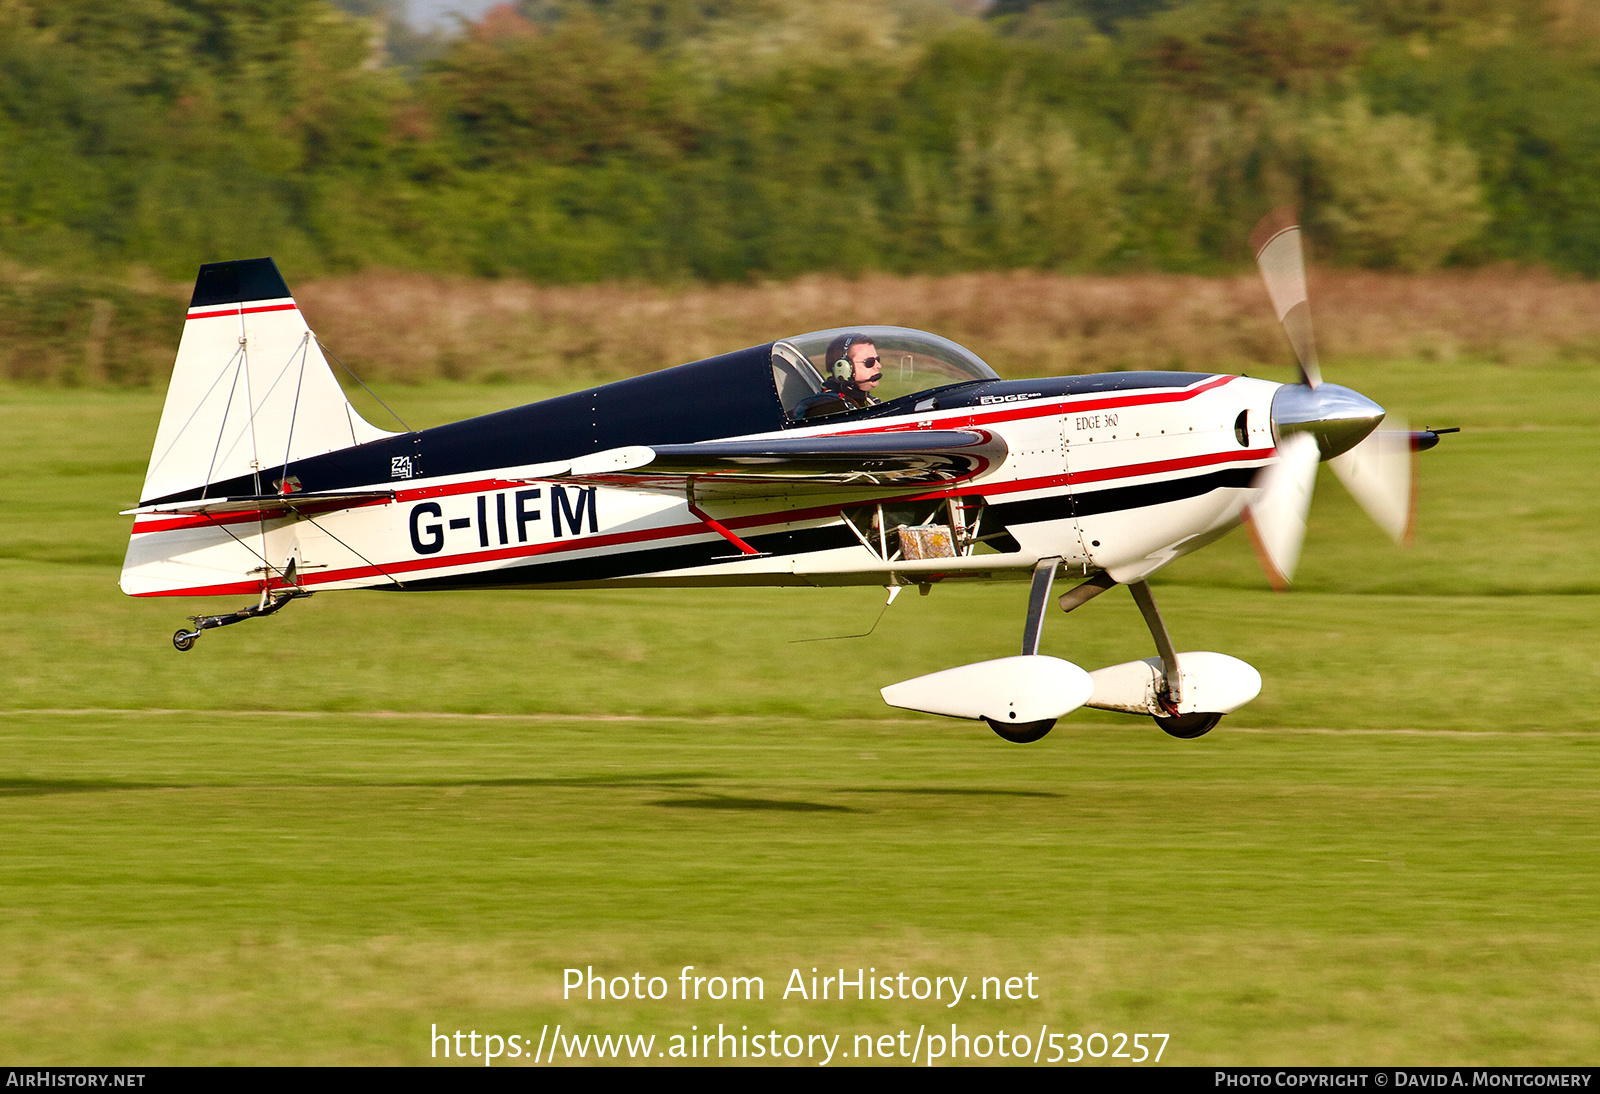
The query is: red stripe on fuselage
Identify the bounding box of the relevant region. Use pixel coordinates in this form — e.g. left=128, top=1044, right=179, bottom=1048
left=185, top=303, right=299, bottom=321
left=828, top=373, right=1238, bottom=437
left=131, top=495, right=392, bottom=534
left=130, top=477, right=544, bottom=533
left=132, top=511, right=749, bottom=597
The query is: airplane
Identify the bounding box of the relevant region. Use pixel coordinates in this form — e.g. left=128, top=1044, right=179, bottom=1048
left=120, top=209, right=1451, bottom=743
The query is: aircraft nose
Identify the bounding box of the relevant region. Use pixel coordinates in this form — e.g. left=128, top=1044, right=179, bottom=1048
left=1270, top=383, right=1386, bottom=460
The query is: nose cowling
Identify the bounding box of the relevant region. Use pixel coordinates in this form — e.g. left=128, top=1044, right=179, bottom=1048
left=1270, top=383, right=1386, bottom=460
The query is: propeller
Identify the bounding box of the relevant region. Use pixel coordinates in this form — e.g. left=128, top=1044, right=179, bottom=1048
left=1329, top=416, right=1415, bottom=546
left=1243, top=430, right=1320, bottom=591
left=1249, top=207, right=1322, bottom=389
left=1246, top=208, right=1419, bottom=587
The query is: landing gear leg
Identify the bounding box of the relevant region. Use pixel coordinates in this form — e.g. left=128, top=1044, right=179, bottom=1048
left=1128, top=580, right=1222, bottom=739
left=1057, top=571, right=1116, bottom=615
left=1128, top=580, right=1181, bottom=706
left=1021, top=556, right=1062, bottom=655
left=989, top=557, right=1064, bottom=744
left=171, top=588, right=312, bottom=652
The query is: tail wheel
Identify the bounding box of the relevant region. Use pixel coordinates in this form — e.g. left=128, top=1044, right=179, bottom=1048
left=172, top=630, right=197, bottom=652
left=1154, top=712, right=1221, bottom=739
left=984, top=717, right=1056, bottom=744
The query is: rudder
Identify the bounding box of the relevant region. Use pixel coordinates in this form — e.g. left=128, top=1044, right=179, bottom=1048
left=137, top=257, right=396, bottom=507
left=122, top=258, right=399, bottom=598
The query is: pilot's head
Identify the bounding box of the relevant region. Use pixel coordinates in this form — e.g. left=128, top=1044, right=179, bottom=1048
left=823, top=334, right=881, bottom=395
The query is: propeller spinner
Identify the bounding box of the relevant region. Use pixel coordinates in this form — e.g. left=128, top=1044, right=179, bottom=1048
left=1245, top=209, right=1419, bottom=588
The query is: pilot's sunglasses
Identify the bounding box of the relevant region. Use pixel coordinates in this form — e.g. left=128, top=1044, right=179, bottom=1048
left=857, top=356, right=881, bottom=367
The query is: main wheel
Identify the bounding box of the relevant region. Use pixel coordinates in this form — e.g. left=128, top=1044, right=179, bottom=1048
left=1153, top=711, right=1221, bottom=739
left=172, top=629, right=197, bottom=652
left=984, top=717, right=1056, bottom=744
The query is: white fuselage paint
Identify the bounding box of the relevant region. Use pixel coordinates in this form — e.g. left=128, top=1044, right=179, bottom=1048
left=120, top=375, right=1282, bottom=599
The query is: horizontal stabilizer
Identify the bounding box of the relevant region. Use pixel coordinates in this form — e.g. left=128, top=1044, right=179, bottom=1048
left=123, top=490, right=396, bottom=517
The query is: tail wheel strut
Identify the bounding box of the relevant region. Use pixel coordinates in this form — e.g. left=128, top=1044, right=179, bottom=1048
left=170, top=588, right=311, bottom=652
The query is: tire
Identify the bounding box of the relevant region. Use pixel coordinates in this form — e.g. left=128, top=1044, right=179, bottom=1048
left=984, top=717, right=1056, bottom=744
left=172, top=630, right=197, bottom=652
left=1153, top=711, right=1221, bottom=739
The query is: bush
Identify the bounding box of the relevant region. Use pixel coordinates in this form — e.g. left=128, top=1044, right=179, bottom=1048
left=1304, top=98, right=1490, bottom=270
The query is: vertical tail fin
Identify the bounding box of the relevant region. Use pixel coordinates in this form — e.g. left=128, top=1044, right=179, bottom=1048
left=138, top=257, right=397, bottom=507
left=122, top=258, right=401, bottom=598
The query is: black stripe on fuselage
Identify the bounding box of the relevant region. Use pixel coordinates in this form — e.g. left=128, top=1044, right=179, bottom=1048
left=392, top=466, right=1254, bottom=589
left=987, top=466, right=1258, bottom=528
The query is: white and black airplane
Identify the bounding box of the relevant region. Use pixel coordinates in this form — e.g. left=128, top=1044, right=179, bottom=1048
left=121, top=211, right=1449, bottom=743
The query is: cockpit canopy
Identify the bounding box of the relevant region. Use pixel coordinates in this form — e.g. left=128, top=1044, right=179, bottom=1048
left=771, top=326, right=999, bottom=420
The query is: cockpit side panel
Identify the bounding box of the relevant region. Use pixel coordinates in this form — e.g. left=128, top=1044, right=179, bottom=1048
left=424, top=343, right=784, bottom=475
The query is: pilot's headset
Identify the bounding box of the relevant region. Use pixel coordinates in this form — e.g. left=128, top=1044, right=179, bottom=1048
left=828, top=334, right=862, bottom=387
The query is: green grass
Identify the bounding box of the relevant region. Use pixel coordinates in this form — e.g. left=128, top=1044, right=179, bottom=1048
left=0, top=360, right=1596, bottom=1065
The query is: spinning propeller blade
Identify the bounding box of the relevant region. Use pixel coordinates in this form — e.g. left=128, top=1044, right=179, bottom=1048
left=1245, top=208, right=1423, bottom=588
left=1329, top=417, right=1416, bottom=545
left=1244, top=431, right=1320, bottom=591
left=1251, top=207, right=1322, bottom=388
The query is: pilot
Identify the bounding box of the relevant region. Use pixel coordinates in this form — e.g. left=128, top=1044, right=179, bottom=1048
left=794, top=334, right=883, bottom=420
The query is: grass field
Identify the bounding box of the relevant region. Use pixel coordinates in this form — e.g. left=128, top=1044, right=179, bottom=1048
left=0, top=356, right=1596, bottom=1065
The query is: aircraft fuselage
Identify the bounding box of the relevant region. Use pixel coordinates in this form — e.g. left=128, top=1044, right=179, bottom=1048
left=122, top=371, right=1281, bottom=599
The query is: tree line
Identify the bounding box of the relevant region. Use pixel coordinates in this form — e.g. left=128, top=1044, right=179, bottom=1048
left=3, top=0, right=1599, bottom=283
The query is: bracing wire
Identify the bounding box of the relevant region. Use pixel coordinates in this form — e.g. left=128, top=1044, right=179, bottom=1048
left=202, top=512, right=283, bottom=582
left=201, top=353, right=247, bottom=499
left=281, top=333, right=311, bottom=484
left=203, top=507, right=403, bottom=592
left=789, top=599, right=895, bottom=643
left=302, top=513, right=405, bottom=590
left=317, top=338, right=416, bottom=435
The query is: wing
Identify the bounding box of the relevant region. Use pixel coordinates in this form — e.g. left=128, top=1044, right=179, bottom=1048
left=566, top=429, right=1007, bottom=499
left=120, top=429, right=1004, bottom=523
